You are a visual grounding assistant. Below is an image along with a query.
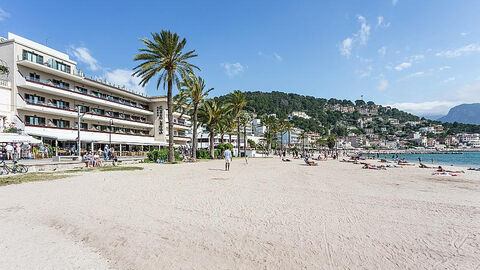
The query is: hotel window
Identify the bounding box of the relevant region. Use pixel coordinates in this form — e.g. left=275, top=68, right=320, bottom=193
left=25, top=116, right=45, bottom=126
left=52, top=79, right=70, bottom=89
left=53, top=100, right=69, bottom=109
left=75, top=122, right=88, bottom=130
left=93, top=124, right=105, bottom=131
left=49, top=59, right=71, bottom=73
left=76, top=86, right=88, bottom=94
left=92, top=108, right=105, bottom=115
left=22, top=50, right=44, bottom=64
left=76, top=105, right=89, bottom=113
left=53, top=119, right=70, bottom=128
left=29, top=73, right=40, bottom=81
left=24, top=94, right=45, bottom=104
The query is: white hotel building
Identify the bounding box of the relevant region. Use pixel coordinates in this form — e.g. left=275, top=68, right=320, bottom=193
left=0, top=33, right=191, bottom=154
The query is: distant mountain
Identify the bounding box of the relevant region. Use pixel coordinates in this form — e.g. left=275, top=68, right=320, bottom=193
left=438, top=103, right=480, bottom=124
left=423, top=114, right=446, bottom=121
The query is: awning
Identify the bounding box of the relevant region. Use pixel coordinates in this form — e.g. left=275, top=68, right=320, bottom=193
left=0, top=133, right=42, bottom=144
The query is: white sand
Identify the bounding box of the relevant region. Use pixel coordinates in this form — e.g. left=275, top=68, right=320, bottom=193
left=0, top=158, right=479, bottom=269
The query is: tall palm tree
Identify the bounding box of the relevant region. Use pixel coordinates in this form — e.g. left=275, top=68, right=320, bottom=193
left=198, top=99, right=223, bottom=158
left=239, top=111, right=251, bottom=157
left=226, top=90, right=247, bottom=157
left=174, top=73, right=213, bottom=160
left=261, top=115, right=278, bottom=154
left=133, top=30, right=199, bottom=162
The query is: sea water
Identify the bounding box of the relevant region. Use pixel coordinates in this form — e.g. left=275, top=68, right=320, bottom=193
left=366, top=151, right=480, bottom=167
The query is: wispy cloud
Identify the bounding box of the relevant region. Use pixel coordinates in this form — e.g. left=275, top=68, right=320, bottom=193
left=340, top=38, right=353, bottom=58
left=70, top=46, right=99, bottom=71
left=273, top=52, right=283, bottom=62
left=436, top=43, right=480, bottom=58
left=439, top=65, right=451, bottom=71
left=377, top=79, right=389, bottom=91
left=406, top=71, right=425, bottom=78
left=104, top=69, right=146, bottom=94
left=460, top=32, right=468, bottom=36
left=339, top=15, right=370, bottom=57
left=378, top=46, right=387, bottom=56
left=376, top=16, right=390, bottom=28
left=394, top=62, right=411, bottom=71
left=408, top=54, right=424, bottom=62
left=220, top=62, right=245, bottom=78
left=258, top=51, right=283, bottom=62
left=0, top=8, right=9, bottom=21
left=443, top=77, right=455, bottom=83
left=392, top=0, right=399, bottom=6
left=357, top=15, right=370, bottom=45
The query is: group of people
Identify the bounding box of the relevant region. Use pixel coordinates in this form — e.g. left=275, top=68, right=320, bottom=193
left=83, top=145, right=117, bottom=167
left=0, top=142, right=36, bottom=160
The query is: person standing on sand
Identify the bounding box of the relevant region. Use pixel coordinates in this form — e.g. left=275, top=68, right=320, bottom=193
left=224, top=148, right=232, bottom=171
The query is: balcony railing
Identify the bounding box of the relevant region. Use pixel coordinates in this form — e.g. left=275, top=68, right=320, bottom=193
left=24, top=123, right=153, bottom=137
left=23, top=100, right=154, bottom=125
left=0, top=79, right=10, bottom=88
left=24, top=77, right=152, bottom=112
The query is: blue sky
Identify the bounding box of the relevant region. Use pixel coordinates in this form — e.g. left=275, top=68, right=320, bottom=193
left=1, top=0, right=480, bottom=117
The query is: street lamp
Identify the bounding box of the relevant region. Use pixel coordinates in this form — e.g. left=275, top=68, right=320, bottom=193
left=109, top=119, right=114, bottom=147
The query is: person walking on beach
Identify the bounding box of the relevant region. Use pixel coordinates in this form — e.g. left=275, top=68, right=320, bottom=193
left=224, top=148, right=232, bottom=171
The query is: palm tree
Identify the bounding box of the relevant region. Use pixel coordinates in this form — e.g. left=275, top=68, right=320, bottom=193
left=226, top=90, right=247, bottom=157
left=299, top=130, right=307, bottom=154
left=239, top=111, right=251, bottom=157
left=174, top=73, right=213, bottom=160
left=198, top=99, right=223, bottom=158
left=261, top=115, right=278, bottom=154
left=133, top=30, right=199, bottom=162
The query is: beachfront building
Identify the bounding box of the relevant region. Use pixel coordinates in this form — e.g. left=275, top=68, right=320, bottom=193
left=0, top=33, right=192, bottom=155
left=288, top=111, right=310, bottom=120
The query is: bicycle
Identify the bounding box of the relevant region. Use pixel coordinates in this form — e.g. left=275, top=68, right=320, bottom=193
left=0, top=160, right=28, bottom=174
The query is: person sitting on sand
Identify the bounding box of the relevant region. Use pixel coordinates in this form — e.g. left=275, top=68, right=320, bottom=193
left=304, top=157, right=317, bottom=166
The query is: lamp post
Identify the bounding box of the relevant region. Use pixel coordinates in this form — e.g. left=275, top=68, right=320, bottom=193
left=109, top=119, right=114, bottom=148
left=77, top=106, right=86, bottom=157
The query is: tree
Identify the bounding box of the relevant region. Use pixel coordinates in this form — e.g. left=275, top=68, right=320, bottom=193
left=327, top=135, right=337, bottom=149
left=239, top=111, right=251, bottom=157
left=133, top=30, right=199, bottom=162
left=355, top=100, right=366, bottom=107
left=198, top=99, right=223, bottom=158
left=225, top=90, right=247, bottom=156
left=174, top=73, right=213, bottom=160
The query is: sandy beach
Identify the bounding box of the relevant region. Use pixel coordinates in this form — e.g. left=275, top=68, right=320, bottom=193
left=0, top=158, right=479, bottom=269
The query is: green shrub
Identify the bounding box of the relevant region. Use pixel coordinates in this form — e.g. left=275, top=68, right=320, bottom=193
left=196, top=149, right=210, bottom=159
left=147, top=149, right=181, bottom=162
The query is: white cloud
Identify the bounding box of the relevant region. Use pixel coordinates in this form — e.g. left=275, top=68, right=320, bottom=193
left=394, top=62, right=412, bottom=71
left=436, top=43, right=480, bottom=58
left=340, top=38, right=353, bottom=58
left=376, top=16, right=390, bottom=28
left=406, top=71, right=425, bottom=78
left=444, top=77, right=455, bottom=83
left=357, top=15, right=370, bottom=45
left=220, top=62, right=245, bottom=78
left=392, top=0, right=399, bottom=6
left=378, top=46, right=387, bottom=56
left=460, top=32, right=468, bottom=36
left=70, top=46, right=99, bottom=71
left=439, top=65, right=451, bottom=71
left=408, top=54, right=424, bottom=62
left=258, top=51, right=283, bottom=62
left=339, top=15, right=370, bottom=58
left=273, top=52, right=283, bottom=62
left=0, top=8, right=9, bottom=21
left=104, top=69, right=146, bottom=95
left=358, top=65, right=372, bottom=78
left=377, top=79, right=389, bottom=91
left=388, top=101, right=458, bottom=116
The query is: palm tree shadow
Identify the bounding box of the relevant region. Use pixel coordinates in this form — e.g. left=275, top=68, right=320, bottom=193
left=208, top=168, right=225, bottom=171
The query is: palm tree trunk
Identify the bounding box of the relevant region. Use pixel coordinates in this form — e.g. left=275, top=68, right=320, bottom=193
left=167, top=72, right=174, bottom=162
left=209, top=126, right=215, bottom=159
left=192, top=104, right=198, bottom=159
left=229, top=133, right=232, bottom=143
left=237, top=117, right=240, bottom=157
left=243, top=125, right=247, bottom=156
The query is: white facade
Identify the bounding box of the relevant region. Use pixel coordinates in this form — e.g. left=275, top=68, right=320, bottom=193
left=0, top=33, right=192, bottom=152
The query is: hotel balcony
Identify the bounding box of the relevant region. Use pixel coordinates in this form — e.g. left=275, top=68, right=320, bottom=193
left=18, top=77, right=153, bottom=116
left=17, top=95, right=154, bottom=129
left=17, top=58, right=149, bottom=101
left=23, top=124, right=164, bottom=145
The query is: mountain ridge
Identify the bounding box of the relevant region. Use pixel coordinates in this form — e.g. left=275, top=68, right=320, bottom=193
left=438, top=103, right=480, bottom=124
